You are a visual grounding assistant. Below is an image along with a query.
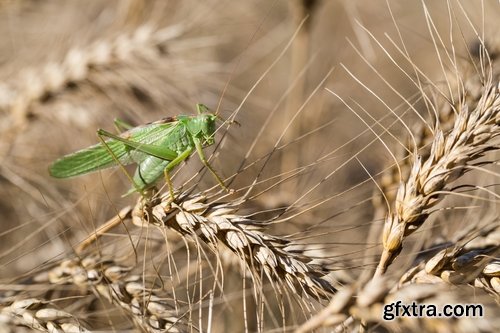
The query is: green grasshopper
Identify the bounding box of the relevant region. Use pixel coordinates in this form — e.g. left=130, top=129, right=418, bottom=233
left=49, top=104, right=228, bottom=197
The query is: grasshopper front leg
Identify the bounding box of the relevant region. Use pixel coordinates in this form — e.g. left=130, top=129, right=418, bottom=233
left=193, top=137, right=229, bottom=192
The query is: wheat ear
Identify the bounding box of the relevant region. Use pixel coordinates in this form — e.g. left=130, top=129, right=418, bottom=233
left=0, top=298, right=89, bottom=333
left=46, top=256, right=188, bottom=333
left=1, top=25, right=183, bottom=126
left=297, top=275, right=499, bottom=333
left=377, top=79, right=500, bottom=275
left=399, top=222, right=500, bottom=300
left=134, top=192, right=337, bottom=300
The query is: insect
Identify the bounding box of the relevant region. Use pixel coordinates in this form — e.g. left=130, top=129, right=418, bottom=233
left=49, top=104, right=228, bottom=198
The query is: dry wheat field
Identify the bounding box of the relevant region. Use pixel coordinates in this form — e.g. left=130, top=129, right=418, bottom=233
left=0, top=0, right=499, bottom=332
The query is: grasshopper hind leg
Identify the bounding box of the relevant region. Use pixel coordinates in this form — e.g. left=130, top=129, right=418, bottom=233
left=97, top=131, right=144, bottom=195
left=97, top=128, right=178, bottom=197
left=163, top=169, right=175, bottom=202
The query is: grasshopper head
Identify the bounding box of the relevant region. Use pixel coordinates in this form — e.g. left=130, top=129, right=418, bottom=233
left=199, top=113, right=217, bottom=145
left=188, top=104, right=217, bottom=145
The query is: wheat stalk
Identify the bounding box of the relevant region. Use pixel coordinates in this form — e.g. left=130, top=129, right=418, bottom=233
left=372, top=100, right=456, bottom=219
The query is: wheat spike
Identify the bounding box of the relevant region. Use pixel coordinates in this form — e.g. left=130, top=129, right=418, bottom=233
left=377, top=78, right=500, bottom=275
left=373, top=50, right=500, bottom=218
left=399, top=223, right=500, bottom=300
left=133, top=192, right=337, bottom=300
left=297, top=276, right=499, bottom=333
left=46, top=256, right=188, bottom=333
left=0, top=298, right=89, bottom=333
left=0, top=24, right=183, bottom=129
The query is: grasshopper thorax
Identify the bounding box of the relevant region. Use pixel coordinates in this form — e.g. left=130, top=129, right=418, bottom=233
left=180, top=104, right=217, bottom=146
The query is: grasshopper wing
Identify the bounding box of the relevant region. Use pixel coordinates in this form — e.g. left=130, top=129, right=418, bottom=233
left=49, top=139, right=135, bottom=178
left=49, top=121, right=179, bottom=178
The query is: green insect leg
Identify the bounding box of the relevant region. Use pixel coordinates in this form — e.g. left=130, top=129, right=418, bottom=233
left=160, top=147, right=194, bottom=201
left=96, top=131, right=143, bottom=194
left=97, top=129, right=177, bottom=196
left=97, top=129, right=178, bottom=161
left=193, top=138, right=229, bottom=192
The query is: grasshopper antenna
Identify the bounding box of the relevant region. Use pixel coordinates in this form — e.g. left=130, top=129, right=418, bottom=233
left=216, top=114, right=240, bottom=127
left=194, top=1, right=278, bottom=196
